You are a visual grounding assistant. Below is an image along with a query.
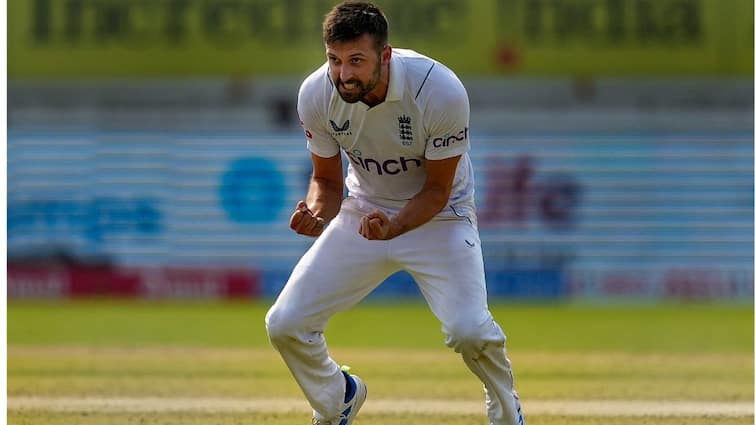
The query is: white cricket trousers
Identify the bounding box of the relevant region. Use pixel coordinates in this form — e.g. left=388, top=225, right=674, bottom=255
left=265, top=204, right=525, bottom=425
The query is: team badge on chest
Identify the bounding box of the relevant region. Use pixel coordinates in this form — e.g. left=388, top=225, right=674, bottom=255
left=398, top=115, right=413, bottom=146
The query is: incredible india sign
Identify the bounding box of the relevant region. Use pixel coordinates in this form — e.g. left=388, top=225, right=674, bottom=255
left=8, top=0, right=753, bottom=77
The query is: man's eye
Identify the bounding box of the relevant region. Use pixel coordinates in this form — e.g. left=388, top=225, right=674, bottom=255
left=351, top=58, right=362, bottom=64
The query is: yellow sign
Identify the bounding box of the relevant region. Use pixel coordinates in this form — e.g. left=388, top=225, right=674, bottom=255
left=492, top=0, right=753, bottom=76
left=8, top=0, right=753, bottom=77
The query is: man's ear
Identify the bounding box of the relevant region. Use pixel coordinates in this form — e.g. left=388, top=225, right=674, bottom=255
left=382, top=44, right=392, bottom=64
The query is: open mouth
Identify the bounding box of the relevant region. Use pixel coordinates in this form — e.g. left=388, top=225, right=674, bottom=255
left=341, top=81, right=360, bottom=91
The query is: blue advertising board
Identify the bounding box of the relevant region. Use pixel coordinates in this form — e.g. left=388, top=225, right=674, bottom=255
left=7, top=131, right=753, bottom=299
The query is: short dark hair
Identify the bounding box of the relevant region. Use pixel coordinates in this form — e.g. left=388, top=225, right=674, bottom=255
left=323, top=1, right=388, bottom=51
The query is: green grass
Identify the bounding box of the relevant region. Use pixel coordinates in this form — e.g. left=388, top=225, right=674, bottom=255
left=7, top=300, right=754, bottom=425
left=8, top=411, right=755, bottom=425
left=8, top=300, right=753, bottom=352
left=8, top=346, right=753, bottom=400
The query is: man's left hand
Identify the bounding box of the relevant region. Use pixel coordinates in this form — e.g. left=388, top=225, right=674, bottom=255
left=359, top=210, right=400, bottom=240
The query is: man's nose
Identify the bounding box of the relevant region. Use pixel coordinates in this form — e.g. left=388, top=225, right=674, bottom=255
left=340, top=65, right=355, bottom=82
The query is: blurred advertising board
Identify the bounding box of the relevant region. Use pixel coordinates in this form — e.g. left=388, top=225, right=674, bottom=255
left=493, top=0, right=754, bottom=76
left=7, top=131, right=753, bottom=300
left=8, top=0, right=753, bottom=78
left=7, top=264, right=260, bottom=299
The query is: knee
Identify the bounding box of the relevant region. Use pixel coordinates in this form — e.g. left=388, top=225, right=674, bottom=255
left=265, top=304, right=302, bottom=343
left=445, top=320, right=485, bottom=351
left=444, top=316, right=505, bottom=353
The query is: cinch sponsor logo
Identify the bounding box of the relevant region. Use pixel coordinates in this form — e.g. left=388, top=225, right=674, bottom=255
left=432, top=127, right=468, bottom=148
left=345, top=150, right=422, bottom=175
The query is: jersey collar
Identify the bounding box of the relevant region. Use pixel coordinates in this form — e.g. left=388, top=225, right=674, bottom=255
left=385, top=54, right=404, bottom=102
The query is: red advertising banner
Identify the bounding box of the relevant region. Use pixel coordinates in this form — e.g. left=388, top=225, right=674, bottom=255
left=7, top=264, right=260, bottom=299
left=567, top=268, right=753, bottom=300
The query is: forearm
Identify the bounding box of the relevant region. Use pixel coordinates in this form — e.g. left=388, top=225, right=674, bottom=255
left=391, top=186, right=449, bottom=237
left=359, top=156, right=460, bottom=241
left=306, top=177, right=343, bottom=222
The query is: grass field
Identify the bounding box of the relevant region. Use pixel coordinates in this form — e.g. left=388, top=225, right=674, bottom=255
left=7, top=300, right=754, bottom=425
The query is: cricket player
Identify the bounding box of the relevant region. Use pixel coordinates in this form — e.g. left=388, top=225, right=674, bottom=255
left=265, top=2, right=525, bottom=424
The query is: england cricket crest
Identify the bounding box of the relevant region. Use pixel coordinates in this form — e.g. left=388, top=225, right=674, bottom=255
left=398, top=115, right=413, bottom=146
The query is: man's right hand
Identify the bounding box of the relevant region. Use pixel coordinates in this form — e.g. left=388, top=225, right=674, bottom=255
left=289, top=201, right=326, bottom=237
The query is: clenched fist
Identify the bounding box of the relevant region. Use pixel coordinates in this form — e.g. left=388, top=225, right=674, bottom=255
left=289, top=201, right=326, bottom=237
left=359, top=210, right=400, bottom=240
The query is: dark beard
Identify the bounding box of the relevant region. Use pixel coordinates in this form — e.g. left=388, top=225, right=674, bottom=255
left=336, top=80, right=369, bottom=103
left=335, top=60, right=381, bottom=103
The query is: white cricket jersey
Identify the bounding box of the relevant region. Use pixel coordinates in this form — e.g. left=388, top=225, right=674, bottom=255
left=297, top=48, right=477, bottom=224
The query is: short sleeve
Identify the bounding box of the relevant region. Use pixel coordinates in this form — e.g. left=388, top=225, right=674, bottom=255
left=297, top=72, right=340, bottom=158
left=423, top=73, right=471, bottom=161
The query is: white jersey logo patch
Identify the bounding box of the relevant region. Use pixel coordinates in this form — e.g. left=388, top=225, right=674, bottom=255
left=398, top=115, right=413, bottom=146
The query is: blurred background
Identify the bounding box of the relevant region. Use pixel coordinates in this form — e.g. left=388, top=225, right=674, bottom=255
left=7, top=0, right=754, bottom=303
